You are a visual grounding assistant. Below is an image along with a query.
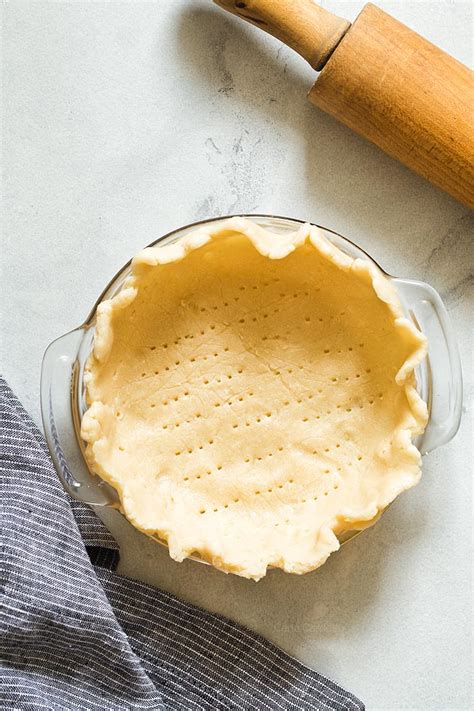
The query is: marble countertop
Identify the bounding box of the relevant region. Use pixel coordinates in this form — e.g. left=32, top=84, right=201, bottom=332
left=2, top=1, right=472, bottom=709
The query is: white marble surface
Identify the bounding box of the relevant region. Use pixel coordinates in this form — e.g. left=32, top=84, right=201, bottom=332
left=2, top=1, right=473, bottom=709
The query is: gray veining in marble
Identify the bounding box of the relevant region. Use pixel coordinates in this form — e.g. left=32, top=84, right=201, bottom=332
left=1, top=2, right=472, bottom=709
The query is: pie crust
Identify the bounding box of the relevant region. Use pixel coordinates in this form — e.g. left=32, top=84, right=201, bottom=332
left=81, top=218, right=428, bottom=580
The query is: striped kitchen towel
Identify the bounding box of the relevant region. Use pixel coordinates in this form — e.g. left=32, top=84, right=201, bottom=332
left=0, top=377, right=364, bottom=710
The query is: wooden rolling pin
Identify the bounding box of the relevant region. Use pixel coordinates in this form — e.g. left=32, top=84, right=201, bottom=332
left=214, top=0, right=474, bottom=208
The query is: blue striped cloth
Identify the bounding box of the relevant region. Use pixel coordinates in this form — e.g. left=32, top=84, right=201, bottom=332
left=0, top=378, right=364, bottom=710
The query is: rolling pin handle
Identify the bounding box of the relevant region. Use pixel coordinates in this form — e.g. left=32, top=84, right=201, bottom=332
left=213, top=0, right=351, bottom=71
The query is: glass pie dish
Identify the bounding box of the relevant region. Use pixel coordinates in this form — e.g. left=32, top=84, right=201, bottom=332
left=41, top=214, right=463, bottom=553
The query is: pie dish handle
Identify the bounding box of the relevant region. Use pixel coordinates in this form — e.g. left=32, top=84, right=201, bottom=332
left=392, top=278, right=463, bottom=454
left=40, top=327, right=119, bottom=506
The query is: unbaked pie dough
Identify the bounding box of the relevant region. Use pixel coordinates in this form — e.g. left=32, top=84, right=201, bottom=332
left=81, top=217, right=428, bottom=580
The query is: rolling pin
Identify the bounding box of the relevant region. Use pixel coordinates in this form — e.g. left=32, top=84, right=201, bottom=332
left=214, top=0, right=474, bottom=208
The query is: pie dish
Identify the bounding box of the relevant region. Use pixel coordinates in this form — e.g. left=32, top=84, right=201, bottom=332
left=41, top=215, right=463, bottom=580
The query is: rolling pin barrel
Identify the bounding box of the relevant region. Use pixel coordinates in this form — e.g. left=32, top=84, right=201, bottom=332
left=214, top=0, right=474, bottom=208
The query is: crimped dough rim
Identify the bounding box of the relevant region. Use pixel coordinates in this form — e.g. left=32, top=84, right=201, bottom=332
left=81, top=218, right=428, bottom=580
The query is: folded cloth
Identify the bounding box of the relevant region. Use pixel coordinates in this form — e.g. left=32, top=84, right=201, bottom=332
left=0, top=377, right=364, bottom=710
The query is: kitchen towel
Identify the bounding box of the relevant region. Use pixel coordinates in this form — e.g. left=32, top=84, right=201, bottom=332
left=0, top=377, right=364, bottom=710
